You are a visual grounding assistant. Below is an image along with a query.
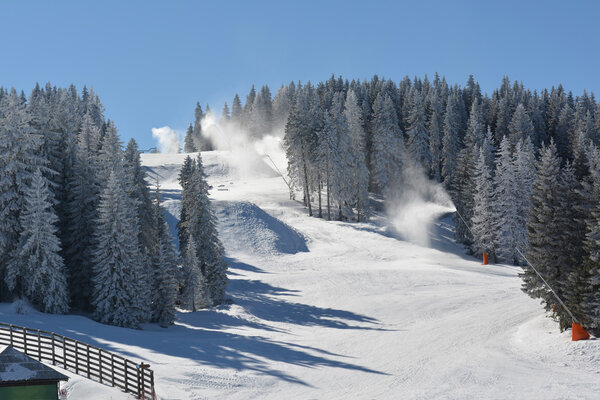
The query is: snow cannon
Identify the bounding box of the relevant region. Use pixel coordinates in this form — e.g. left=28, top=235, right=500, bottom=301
left=482, top=252, right=489, bottom=265
left=572, top=322, right=590, bottom=341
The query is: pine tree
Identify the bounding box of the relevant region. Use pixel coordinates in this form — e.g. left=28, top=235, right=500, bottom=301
left=558, top=162, right=590, bottom=329
left=177, top=156, right=195, bottom=252
left=315, top=111, right=337, bottom=220
left=465, top=98, right=484, bottom=150
left=180, top=238, right=210, bottom=311
left=493, top=137, right=519, bottom=263
left=453, top=145, right=477, bottom=245
left=329, top=93, right=354, bottom=220
left=124, top=139, right=156, bottom=262
left=97, top=120, right=123, bottom=184
left=220, top=102, right=230, bottom=124
left=91, top=171, right=149, bottom=328
left=471, top=148, right=495, bottom=258
left=151, top=188, right=179, bottom=327
left=178, top=154, right=228, bottom=305
left=184, top=124, right=196, bottom=153
left=188, top=154, right=228, bottom=304
left=508, top=104, right=534, bottom=148
left=244, top=85, right=257, bottom=123
left=370, top=93, right=405, bottom=194
left=494, top=96, right=511, bottom=144
left=10, top=169, right=69, bottom=313
left=192, top=102, right=212, bottom=151
left=442, top=92, right=462, bottom=188
left=554, top=104, right=573, bottom=161
left=0, top=89, right=47, bottom=299
left=63, top=114, right=101, bottom=310
left=284, top=85, right=316, bottom=216
left=521, top=141, right=570, bottom=327
left=406, top=88, right=431, bottom=170
left=513, top=138, right=536, bottom=257
left=583, top=161, right=600, bottom=333
left=272, top=84, right=292, bottom=128
left=429, top=110, right=442, bottom=181
left=231, top=94, right=243, bottom=125
left=344, top=89, right=370, bottom=221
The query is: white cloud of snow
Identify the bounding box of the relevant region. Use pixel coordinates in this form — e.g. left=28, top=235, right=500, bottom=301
left=152, top=126, right=181, bottom=154
left=386, top=163, right=455, bottom=247
left=199, top=111, right=287, bottom=180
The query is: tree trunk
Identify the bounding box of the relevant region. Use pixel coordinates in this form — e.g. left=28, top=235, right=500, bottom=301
left=317, top=172, right=322, bottom=218
left=326, top=165, right=331, bottom=221
left=302, top=159, right=312, bottom=216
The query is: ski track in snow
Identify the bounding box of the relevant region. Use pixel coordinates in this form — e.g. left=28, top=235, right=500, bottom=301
left=1, top=150, right=599, bottom=399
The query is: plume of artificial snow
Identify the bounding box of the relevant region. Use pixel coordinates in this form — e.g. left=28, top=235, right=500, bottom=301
left=152, top=126, right=181, bottom=154
left=386, top=163, right=455, bottom=247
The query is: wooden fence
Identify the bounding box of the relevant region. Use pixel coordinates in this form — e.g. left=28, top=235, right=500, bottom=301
left=0, top=322, right=156, bottom=399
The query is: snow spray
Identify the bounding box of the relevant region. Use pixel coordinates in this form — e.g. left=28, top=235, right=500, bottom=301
left=152, top=126, right=181, bottom=154
left=386, top=164, right=455, bottom=247
left=200, top=111, right=287, bottom=179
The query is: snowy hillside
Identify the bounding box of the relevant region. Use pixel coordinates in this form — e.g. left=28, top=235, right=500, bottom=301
left=1, top=150, right=599, bottom=399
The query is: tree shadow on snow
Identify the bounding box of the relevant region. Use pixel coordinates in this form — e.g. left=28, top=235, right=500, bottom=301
left=224, top=258, right=386, bottom=331
left=2, top=256, right=390, bottom=386
left=156, top=188, right=182, bottom=202
left=224, top=257, right=268, bottom=274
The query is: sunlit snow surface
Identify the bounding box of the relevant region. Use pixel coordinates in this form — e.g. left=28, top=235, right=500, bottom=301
left=1, top=150, right=598, bottom=400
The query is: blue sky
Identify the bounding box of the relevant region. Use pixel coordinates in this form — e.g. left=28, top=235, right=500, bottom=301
left=0, top=0, right=598, bottom=150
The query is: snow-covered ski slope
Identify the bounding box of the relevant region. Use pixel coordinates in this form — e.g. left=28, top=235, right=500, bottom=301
left=2, top=150, right=599, bottom=399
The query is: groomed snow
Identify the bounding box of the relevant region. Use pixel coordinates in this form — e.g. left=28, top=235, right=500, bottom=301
left=1, top=150, right=599, bottom=399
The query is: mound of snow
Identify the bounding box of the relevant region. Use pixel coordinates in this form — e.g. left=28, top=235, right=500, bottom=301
left=217, top=201, right=308, bottom=256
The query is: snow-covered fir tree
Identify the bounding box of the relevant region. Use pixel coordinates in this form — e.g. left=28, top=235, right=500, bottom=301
left=512, top=137, right=536, bottom=259
left=0, top=89, right=47, bottom=299
left=471, top=147, right=495, bottom=259
left=370, top=93, right=405, bottom=194
left=151, top=187, right=180, bottom=327
left=442, top=91, right=462, bottom=189
left=343, top=89, right=370, bottom=221
left=91, top=171, right=149, bottom=329
left=179, top=154, right=228, bottom=305
left=284, top=84, right=316, bottom=216
left=521, top=141, right=570, bottom=328
left=184, top=123, right=196, bottom=153
left=63, top=112, right=102, bottom=310
left=406, top=88, right=431, bottom=170
left=315, top=109, right=337, bottom=220
left=9, top=168, right=69, bottom=313
left=177, top=155, right=196, bottom=252
left=180, top=238, right=210, bottom=311
left=493, top=137, right=520, bottom=263
left=508, top=104, right=534, bottom=148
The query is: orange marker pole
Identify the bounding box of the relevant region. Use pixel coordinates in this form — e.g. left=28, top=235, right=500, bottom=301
left=482, top=252, right=489, bottom=265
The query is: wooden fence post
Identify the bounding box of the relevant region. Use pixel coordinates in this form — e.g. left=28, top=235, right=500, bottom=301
left=37, top=330, right=41, bottom=361
left=86, top=344, right=90, bottom=378
left=125, top=359, right=129, bottom=393
left=111, top=354, right=115, bottom=387
left=51, top=334, right=56, bottom=365
left=75, top=341, right=79, bottom=375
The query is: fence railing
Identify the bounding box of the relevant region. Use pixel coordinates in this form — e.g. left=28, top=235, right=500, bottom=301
left=0, top=322, right=156, bottom=399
